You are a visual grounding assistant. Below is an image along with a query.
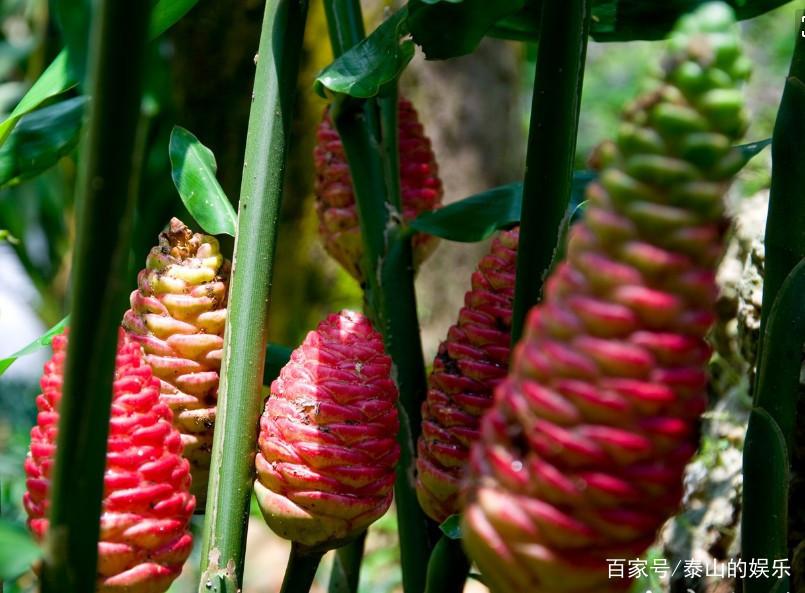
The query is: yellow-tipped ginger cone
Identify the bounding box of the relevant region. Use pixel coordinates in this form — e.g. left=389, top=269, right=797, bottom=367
left=123, top=218, right=230, bottom=505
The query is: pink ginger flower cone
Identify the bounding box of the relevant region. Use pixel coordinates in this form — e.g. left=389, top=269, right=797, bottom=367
left=416, top=227, right=519, bottom=523
left=254, top=310, right=400, bottom=549
left=24, top=330, right=195, bottom=593
left=314, top=97, right=443, bottom=281
left=462, top=4, right=751, bottom=592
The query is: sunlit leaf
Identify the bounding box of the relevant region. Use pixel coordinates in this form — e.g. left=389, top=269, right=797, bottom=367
left=0, top=51, right=75, bottom=147
left=0, top=0, right=199, bottom=148
left=0, top=229, right=19, bottom=244
left=315, top=8, right=414, bottom=98
left=0, top=96, right=87, bottom=188
left=0, top=519, right=42, bottom=581
left=169, top=126, right=236, bottom=237
left=0, top=316, right=68, bottom=376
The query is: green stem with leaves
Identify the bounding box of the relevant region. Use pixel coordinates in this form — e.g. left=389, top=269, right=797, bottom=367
left=510, top=0, right=591, bottom=342
left=742, top=20, right=805, bottom=593
left=40, top=1, right=152, bottom=592
left=197, top=1, right=309, bottom=591
left=321, top=6, right=372, bottom=591
left=323, top=3, right=434, bottom=592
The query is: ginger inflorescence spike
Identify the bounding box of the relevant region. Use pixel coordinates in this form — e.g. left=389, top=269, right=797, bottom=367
left=461, top=4, right=750, bottom=592
left=314, top=97, right=443, bottom=281
left=416, top=227, right=519, bottom=523
left=123, top=218, right=230, bottom=506
left=254, top=310, right=400, bottom=550
left=24, top=330, right=195, bottom=593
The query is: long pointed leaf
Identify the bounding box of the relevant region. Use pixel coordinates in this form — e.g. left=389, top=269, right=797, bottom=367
left=0, top=96, right=88, bottom=188
left=169, top=126, right=236, bottom=237
left=0, top=316, right=69, bottom=376
left=0, top=0, right=199, bottom=148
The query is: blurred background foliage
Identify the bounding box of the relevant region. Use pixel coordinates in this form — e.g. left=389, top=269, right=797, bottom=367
left=0, top=1, right=795, bottom=591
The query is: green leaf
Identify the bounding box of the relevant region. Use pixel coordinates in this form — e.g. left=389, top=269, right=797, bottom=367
left=263, top=343, right=293, bottom=386
left=490, top=0, right=791, bottom=44
left=0, top=316, right=68, bottom=376
left=439, top=514, right=462, bottom=540
left=0, top=519, right=42, bottom=581
left=149, top=0, right=200, bottom=38
left=410, top=172, right=595, bottom=242
left=53, top=0, right=91, bottom=85
left=315, top=8, right=414, bottom=98
left=742, top=408, right=790, bottom=593
left=408, top=0, right=525, bottom=60
left=411, top=182, right=521, bottom=242
left=0, top=96, right=87, bottom=188
left=0, top=0, right=198, bottom=149
left=0, top=51, right=76, bottom=147
left=169, top=126, right=236, bottom=237
left=737, top=137, right=772, bottom=164
left=0, top=229, right=19, bottom=244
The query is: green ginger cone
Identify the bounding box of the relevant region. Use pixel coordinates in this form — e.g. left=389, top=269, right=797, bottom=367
left=462, top=5, right=750, bottom=592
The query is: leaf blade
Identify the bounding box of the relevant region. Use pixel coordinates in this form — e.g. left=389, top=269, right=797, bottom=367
left=0, top=0, right=199, bottom=148
left=0, top=316, right=68, bottom=376
left=0, top=96, right=88, bottom=188
left=315, top=8, right=414, bottom=99
left=0, top=519, right=42, bottom=581
left=169, top=126, right=236, bottom=237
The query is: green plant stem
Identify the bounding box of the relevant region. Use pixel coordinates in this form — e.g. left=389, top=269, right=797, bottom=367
left=323, top=0, right=365, bottom=58
left=510, top=0, right=590, bottom=343
left=333, top=88, right=434, bottom=593
left=322, top=3, right=373, bottom=590
left=198, top=1, right=309, bottom=591
left=741, top=260, right=805, bottom=593
left=424, top=536, right=470, bottom=593
left=327, top=531, right=366, bottom=593
left=755, top=18, right=805, bottom=369
left=324, top=3, right=434, bottom=592
left=279, top=544, right=325, bottom=593
left=39, top=1, right=152, bottom=592
left=742, top=22, right=805, bottom=593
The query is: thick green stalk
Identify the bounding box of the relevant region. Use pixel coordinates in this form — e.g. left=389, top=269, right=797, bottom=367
left=510, top=0, right=590, bottom=342
left=333, top=89, right=434, bottom=593
left=741, top=260, right=805, bottom=593
left=324, top=3, right=433, bottom=592
left=742, top=21, right=805, bottom=593
left=323, top=0, right=365, bottom=58
left=755, top=18, right=805, bottom=360
left=327, top=531, right=366, bottom=593
left=279, top=544, right=325, bottom=593
left=40, top=1, right=151, bottom=592
left=424, top=536, right=470, bottom=593
left=198, top=1, right=309, bottom=591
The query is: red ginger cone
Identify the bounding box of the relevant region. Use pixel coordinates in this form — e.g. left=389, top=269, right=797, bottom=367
left=254, top=310, right=400, bottom=549
left=123, top=218, right=230, bottom=505
left=314, top=97, right=443, bottom=281
left=416, top=227, right=519, bottom=523
left=462, top=4, right=750, bottom=592
left=24, top=330, right=195, bottom=593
